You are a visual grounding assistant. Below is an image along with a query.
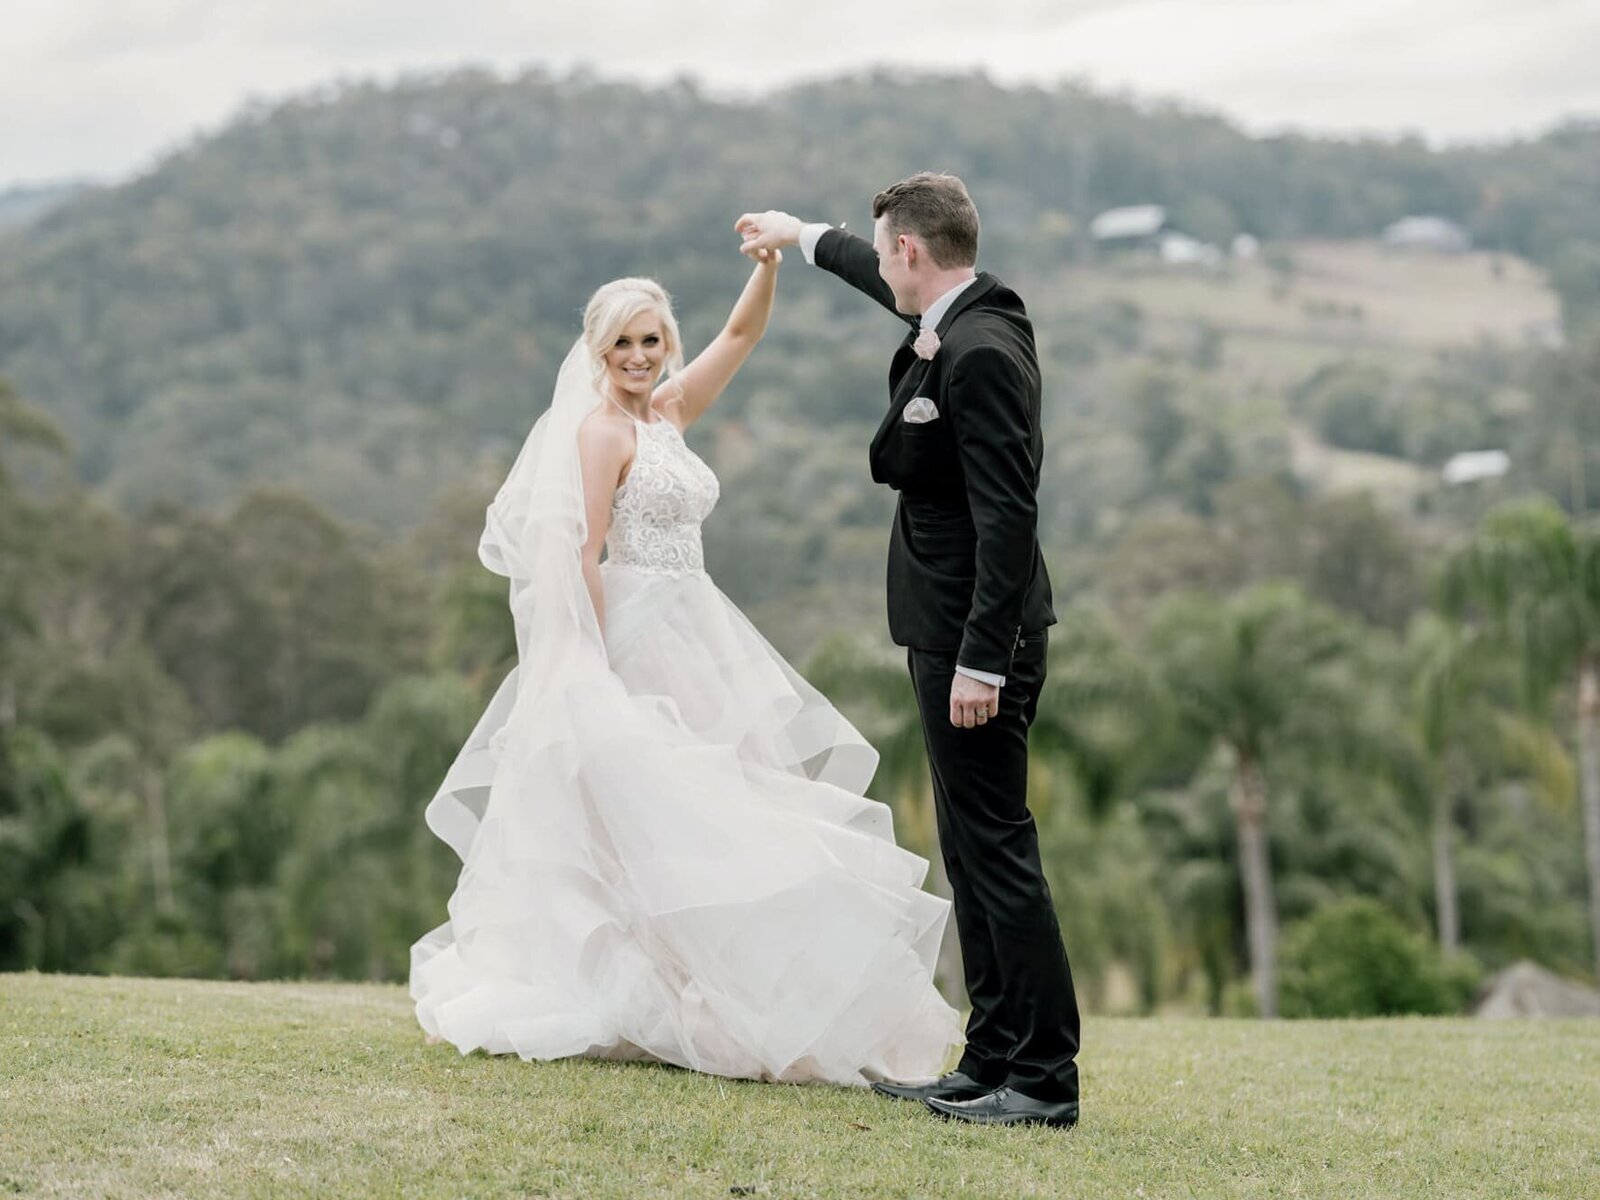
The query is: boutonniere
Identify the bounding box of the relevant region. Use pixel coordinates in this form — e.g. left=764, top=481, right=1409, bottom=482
left=913, top=329, right=941, bottom=361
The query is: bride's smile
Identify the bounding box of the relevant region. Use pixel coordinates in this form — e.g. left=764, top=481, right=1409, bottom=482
left=604, top=315, right=667, bottom=401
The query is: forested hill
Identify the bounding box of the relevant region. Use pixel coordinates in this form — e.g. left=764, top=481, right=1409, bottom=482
left=1, top=68, right=1597, bottom=528
left=0, top=182, right=86, bottom=232
left=7, top=71, right=1600, bottom=1004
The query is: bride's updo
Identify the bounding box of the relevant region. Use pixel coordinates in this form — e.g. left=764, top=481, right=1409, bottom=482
left=582, top=277, right=685, bottom=388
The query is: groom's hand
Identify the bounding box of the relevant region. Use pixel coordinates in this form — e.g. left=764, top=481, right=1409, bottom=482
left=735, top=210, right=803, bottom=259
left=949, top=674, right=1000, bottom=729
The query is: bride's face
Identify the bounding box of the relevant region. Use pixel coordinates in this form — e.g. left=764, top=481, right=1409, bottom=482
left=603, top=312, right=667, bottom=400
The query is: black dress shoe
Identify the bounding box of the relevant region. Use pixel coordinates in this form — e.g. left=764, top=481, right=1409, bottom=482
left=923, top=1087, right=1080, bottom=1128
left=871, top=1071, right=994, bottom=1104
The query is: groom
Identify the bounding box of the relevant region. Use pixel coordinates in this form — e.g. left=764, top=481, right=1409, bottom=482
left=737, top=174, right=1080, bottom=1128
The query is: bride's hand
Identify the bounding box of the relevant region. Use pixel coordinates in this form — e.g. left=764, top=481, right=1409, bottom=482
left=736, top=210, right=801, bottom=259
left=744, top=245, right=783, bottom=266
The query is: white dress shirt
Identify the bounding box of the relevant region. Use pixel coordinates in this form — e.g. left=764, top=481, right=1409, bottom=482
left=798, top=224, right=1005, bottom=689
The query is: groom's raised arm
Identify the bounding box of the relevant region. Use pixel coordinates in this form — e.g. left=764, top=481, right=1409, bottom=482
left=807, top=228, right=905, bottom=320
left=736, top=212, right=910, bottom=325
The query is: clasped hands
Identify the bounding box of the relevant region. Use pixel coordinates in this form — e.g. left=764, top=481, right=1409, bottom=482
left=735, top=211, right=802, bottom=263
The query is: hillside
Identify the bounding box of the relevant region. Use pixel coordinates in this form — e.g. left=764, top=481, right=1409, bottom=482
left=1023, top=239, right=1559, bottom=507
left=4, top=972, right=1598, bottom=1198
left=0, top=182, right=88, bottom=232
left=6, top=72, right=1600, bottom=1060
left=0, top=70, right=1591, bottom=537
left=1062, top=241, right=1557, bottom=366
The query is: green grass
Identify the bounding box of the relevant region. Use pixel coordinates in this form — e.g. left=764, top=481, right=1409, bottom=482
left=3, top=973, right=1598, bottom=1198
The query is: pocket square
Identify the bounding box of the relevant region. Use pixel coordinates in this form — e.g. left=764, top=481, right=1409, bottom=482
left=903, top=397, right=940, bottom=424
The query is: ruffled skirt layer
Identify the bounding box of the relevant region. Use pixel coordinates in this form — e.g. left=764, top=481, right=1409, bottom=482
left=409, top=565, right=961, bottom=1085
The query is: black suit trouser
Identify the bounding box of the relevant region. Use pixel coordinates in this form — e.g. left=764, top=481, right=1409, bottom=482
left=908, top=632, right=1081, bottom=1103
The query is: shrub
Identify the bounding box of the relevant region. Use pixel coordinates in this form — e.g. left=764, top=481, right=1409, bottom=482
left=1278, top=898, right=1480, bottom=1018
left=1313, top=376, right=1403, bottom=456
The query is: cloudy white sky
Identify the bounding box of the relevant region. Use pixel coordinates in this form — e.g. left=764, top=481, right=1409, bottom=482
left=5, top=0, right=1599, bottom=188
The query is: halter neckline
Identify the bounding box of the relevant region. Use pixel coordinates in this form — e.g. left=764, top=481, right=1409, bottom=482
left=606, top=392, right=663, bottom=426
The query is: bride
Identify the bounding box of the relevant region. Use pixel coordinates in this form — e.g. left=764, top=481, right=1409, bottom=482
left=409, top=247, right=962, bottom=1085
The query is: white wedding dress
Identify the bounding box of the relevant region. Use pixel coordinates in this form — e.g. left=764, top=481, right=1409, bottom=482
left=409, top=389, right=961, bottom=1086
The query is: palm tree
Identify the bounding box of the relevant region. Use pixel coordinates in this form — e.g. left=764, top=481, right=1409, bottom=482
left=1149, top=584, right=1360, bottom=1018
left=1029, top=605, right=1163, bottom=820
left=1403, top=614, right=1510, bottom=955
left=1443, top=500, right=1600, bottom=978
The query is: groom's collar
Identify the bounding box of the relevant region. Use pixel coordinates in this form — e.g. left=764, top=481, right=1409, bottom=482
left=923, top=272, right=999, bottom=339
left=919, top=275, right=980, bottom=331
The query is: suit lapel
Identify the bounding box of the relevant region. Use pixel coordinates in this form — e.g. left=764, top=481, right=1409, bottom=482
left=872, top=273, right=1001, bottom=457
left=889, top=329, right=919, bottom=390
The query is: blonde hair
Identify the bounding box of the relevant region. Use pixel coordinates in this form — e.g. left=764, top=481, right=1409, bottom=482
left=581, top=277, right=685, bottom=391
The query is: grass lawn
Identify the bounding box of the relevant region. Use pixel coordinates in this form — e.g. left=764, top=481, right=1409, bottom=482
left=3, top=972, right=1598, bottom=1198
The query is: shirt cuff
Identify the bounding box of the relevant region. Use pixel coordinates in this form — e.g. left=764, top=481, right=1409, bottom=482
left=798, top=222, right=832, bottom=265
left=956, top=665, right=1006, bottom=688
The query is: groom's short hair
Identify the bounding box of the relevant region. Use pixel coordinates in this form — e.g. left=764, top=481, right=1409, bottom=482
left=872, top=172, right=980, bottom=269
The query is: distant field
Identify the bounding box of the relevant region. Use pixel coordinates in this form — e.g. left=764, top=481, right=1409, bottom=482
left=1036, top=239, right=1560, bottom=390
left=1023, top=238, right=1557, bottom=505
left=1286, top=424, right=1437, bottom=503
left=1288, top=241, right=1557, bottom=348
left=4, top=972, right=1598, bottom=1199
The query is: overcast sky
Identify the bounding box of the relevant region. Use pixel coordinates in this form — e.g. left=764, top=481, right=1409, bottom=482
left=6, top=0, right=1599, bottom=189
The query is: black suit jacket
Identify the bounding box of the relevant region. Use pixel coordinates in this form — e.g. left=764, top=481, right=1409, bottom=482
left=815, top=228, right=1055, bottom=676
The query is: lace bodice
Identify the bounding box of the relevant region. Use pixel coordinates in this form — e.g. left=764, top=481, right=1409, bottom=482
left=606, top=416, right=720, bottom=575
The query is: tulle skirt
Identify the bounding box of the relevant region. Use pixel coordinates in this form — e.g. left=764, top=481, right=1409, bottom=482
left=409, top=563, right=962, bottom=1085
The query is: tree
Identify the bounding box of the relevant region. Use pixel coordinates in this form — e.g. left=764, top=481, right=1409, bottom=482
left=222, top=488, right=429, bottom=740
left=1149, top=584, right=1361, bottom=1017
left=1305, top=365, right=1403, bottom=457
left=361, top=671, right=485, bottom=974
left=1403, top=614, right=1512, bottom=953
left=131, top=505, right=278, bottom=736
left=1521, top=334, right=1600, bottom=516
left=162, top=732, right=282, bottom=978
left=1548, top=241, right=1600, bottom=342
left=1303, top=492, right=1424, bottom=631
left=0, top=379, right=70, bottom=728
left=0, top=728, right=88, bottom=970
left=268, top=724, right=392, bottom=978
left=1029, top=608, right=1175, bottom=1011
left=1030, top=605, right=1164, bottom=818
left=1443, top=500, right=1600, bottom=978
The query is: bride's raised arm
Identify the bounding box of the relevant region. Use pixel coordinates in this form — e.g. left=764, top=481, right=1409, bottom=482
left=658, top=251, right=780, bottom=430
